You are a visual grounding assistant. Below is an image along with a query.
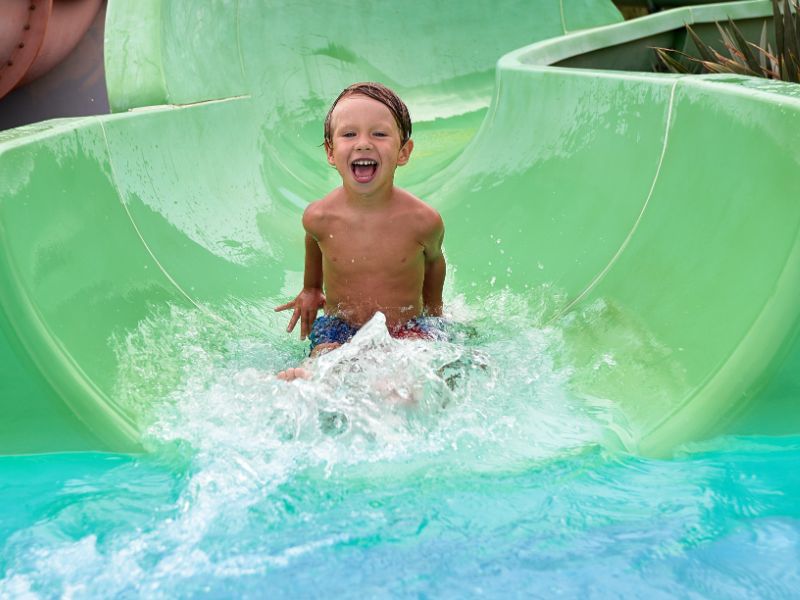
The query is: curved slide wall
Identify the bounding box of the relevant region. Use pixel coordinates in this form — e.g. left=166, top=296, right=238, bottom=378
left=0, top=0, right=623, bottom=454
left=1, top=0, right=798, bottom=456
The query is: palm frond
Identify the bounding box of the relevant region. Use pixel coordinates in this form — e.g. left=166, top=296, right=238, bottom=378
left=686, top=24, right=717, bottom=62
left=728, top=19, right=762, bottom=72
left=654, top=0, right=800, bottom=83
left=653, top=47, right=692, bottom=73
left=758, top=21, right=769, bottom=72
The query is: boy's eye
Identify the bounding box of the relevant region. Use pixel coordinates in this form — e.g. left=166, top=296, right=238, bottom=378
left=373, top=131, right=387, bottom=137
left=342, top=132, right=356, bottom=137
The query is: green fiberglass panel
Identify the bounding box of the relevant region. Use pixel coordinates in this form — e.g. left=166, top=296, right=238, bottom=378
left=2, top=0, right=800, bottom=456
left=0, top=119, right=195, bottom=453
left=617, top=79, right=800, bottom=452
left=559, top=77, right=800, bottom=451
left=562, top=0, right=626, bottom=32
left=2, top=0, right=625, bottom=454
left=105, top=0, right=623, bottom=192
left=105, top=0, right=622, bottom=112
left=0, top=308, right=102, bottom=454
left=494, top=1, right=800, bottom=455
left=426, top=68, right=676, bottom=309
left=103, top=1, right=168, bottom=113
left=100, top=100, right=299, bottom=303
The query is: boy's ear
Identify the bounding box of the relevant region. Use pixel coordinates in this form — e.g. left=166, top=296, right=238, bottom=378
left=396, top=139, right=414, bottom=166
left=325, top=141, right=335, bottom=165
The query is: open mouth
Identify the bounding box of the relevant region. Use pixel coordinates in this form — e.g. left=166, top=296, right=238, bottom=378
left=351, top=159, right=378, bottom=183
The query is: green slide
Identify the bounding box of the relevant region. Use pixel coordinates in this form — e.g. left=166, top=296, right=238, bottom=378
left=1, top=0, right=798, bottom=456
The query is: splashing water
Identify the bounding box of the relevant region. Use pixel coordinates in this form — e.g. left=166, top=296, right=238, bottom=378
left=2, top=293, right=800, bottom=598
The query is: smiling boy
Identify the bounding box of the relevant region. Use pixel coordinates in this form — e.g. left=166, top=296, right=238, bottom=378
left=275, top=82, right=446, bottom=380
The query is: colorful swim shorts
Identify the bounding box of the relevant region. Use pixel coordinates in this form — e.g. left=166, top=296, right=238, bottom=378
left=309, top=314, right=448, bottom=352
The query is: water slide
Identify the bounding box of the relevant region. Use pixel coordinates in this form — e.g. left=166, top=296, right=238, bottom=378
left=1, top=0, right=798, bottom=456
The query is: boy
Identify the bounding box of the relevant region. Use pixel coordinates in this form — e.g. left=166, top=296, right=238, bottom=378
left=275, top=82, right=446, bottom=381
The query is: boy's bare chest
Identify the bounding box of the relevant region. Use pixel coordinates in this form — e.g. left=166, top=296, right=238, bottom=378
left=317, top=214, right=424, bottom=270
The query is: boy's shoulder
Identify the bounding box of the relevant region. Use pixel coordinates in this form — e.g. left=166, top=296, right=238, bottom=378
left=302, top=190, right=341, bottom=227
left=393, top=187, right=439, bottom=213
left=394, top=188, right=443, bottom=231
left=302, top=187, right=442, bottom=234
left=305, top=189, right=340, bottom=210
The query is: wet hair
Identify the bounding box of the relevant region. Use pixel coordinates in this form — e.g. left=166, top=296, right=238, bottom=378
left=323, top=82, right=412, bottom=147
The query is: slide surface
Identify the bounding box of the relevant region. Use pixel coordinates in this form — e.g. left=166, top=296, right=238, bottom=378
left=1, top=0, right=798, bottom=456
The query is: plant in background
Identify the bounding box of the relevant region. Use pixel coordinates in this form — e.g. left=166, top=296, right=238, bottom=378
left=654, top=0, right=800, bottom=83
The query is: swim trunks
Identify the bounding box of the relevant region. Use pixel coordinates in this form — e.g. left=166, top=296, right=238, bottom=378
left=309, top=314, right=448, bottom=352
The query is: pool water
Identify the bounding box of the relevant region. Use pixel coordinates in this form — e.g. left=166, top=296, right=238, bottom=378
left=1, top=294, right=799, bottom=598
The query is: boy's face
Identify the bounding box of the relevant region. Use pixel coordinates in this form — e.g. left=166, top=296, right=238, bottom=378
left=325, top=94, right=413, bottom=194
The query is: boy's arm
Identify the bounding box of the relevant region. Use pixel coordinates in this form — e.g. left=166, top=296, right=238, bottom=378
left=274, top=207, right=326, bottom=339
left=297, top=232, right=326, bottom=338
left=422, top=213, right=446, bottom=317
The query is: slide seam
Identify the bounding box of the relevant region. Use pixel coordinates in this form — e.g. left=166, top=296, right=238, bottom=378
left=98, top=120, right=227, bottom=325
left=552, top=78, right=680, bottom=319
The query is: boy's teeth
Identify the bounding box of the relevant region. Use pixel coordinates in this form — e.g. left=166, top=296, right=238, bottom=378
left=352, top=159, right=378, bottom=182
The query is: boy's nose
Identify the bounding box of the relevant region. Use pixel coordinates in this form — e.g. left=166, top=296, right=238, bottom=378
left=355, top=137, right=372, bottom=150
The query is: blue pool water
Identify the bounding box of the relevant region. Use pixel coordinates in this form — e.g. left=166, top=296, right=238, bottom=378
left=1, top=297, right=799, bottom=598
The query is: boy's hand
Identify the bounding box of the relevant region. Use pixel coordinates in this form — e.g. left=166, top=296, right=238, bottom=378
left=274, top=288, right=326, bottom=340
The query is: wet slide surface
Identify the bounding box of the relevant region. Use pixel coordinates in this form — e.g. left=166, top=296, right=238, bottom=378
left=1, top=0, right=799, bottom=457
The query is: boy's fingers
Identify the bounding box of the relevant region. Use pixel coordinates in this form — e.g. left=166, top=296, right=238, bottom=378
left=300, top=312, right=312, bottom=340
left=286, top=309, right=300, bottom=333
left=274, top=301, right=293, bottom=312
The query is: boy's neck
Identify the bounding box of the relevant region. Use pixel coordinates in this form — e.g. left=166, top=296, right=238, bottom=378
left=342, top=180, right=395, bottom=207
